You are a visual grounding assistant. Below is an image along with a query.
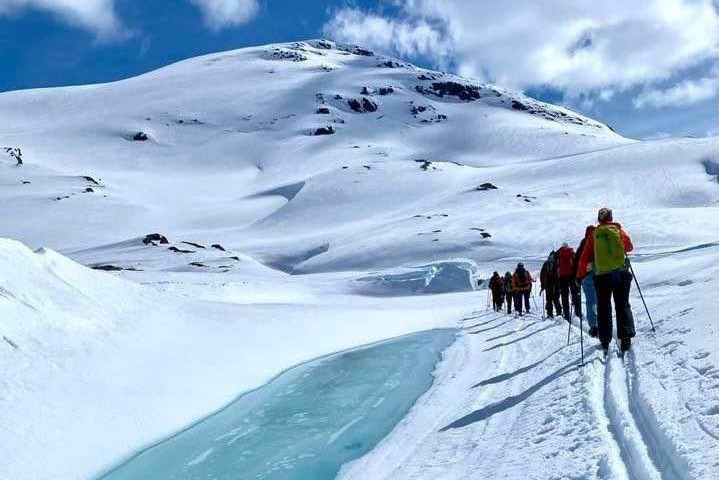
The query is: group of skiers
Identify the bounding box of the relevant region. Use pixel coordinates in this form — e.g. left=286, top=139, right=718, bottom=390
left=487, top=263, right=534, bottom=316
left=488, top=208, right=637, bottom=354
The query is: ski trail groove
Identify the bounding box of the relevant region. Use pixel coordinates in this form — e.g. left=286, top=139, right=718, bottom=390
left=603, top=357, right=663, bottom=480
left=625, top=352, right=694, bottom=480
left=589, top=358, right=630, bottom=480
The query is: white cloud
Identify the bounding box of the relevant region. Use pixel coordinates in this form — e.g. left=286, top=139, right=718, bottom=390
left=323, top=0, right=719, bottom=97
left=634, top=67, right=719, bottom=107
left=188, top=0, right=259, bottom=30
left=0, top=0, right=121, bottom=37
left=322, top=8, right=452, bottom=64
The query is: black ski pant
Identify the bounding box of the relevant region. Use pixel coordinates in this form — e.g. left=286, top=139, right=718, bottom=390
left=559, top=277, right=573, bottom=320
left=571, top=281, right=582, bottom=319
left=594, top=270, right=636, bottom=348
left=492, top=289, right=504, bottom=311
left=544, top=284, right=561, bottom=317
left=506, top=291, right=513, bottom=314
left=514, top=291, right=530, bottom=314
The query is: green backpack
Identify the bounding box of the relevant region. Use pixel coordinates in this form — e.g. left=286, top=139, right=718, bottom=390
left=593, top=224, right=626, bottom=275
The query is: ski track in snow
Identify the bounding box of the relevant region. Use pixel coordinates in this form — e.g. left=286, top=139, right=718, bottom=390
left=340, top=307, right=708, bottom=480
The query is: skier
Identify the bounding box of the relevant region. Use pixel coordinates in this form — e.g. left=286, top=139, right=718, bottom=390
left=488, top=272, right=505, bottom=311
left=540, top=251, right=561, bottom=318
left=503, top=271, right=513, bottom=314
left=556, top=243, right=576, bottom=322
left=511, top=263, right=534, bottom=316
left=577, top=208, right=636, bottom=354
left=575, top=226, right=598, bottom=337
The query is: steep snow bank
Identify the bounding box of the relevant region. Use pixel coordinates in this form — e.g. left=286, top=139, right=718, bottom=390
left=0, top=238, right=466, bottom=480
left=356, top=260, right=479, bottom=296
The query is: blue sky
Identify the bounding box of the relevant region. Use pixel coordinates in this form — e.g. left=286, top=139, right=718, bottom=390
left=2, top=0, right=718, bottom=140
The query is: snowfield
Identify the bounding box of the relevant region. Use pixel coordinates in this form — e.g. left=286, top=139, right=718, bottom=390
left=1, top=39, right=718, bottom=479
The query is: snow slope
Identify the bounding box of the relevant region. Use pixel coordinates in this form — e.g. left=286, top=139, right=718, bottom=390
left=1, top=39, right=718, bottom=479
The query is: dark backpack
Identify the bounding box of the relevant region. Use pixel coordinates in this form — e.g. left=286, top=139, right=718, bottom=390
left=557, top=247, right=575, bottom=278
left=504, top=274, right=513, bottom=292
left=516, top=268, right=530, bottom=290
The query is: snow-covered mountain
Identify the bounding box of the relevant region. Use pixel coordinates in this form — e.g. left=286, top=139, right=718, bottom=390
left=1, top=40, right=718, bottom=480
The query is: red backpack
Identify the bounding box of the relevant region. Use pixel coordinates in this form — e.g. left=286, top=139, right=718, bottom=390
left=556, top=247, right=575, bottom=278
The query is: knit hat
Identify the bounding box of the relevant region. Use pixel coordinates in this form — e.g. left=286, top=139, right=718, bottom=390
left=598, top=207, right=613, bottom=223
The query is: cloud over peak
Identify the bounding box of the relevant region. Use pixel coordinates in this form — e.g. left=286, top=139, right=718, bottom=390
left=323, top=0, right=719, bottom=100
left=0, top=0, right=260, bottom=36
left=0, top=0, right=121, bottom=37
left=188, top=0, right=259, bottom=30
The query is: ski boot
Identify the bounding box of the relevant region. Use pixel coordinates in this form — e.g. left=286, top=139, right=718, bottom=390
left=620, top=337, right=631, bottom=353
left=588, top=327, right=598, bottom=338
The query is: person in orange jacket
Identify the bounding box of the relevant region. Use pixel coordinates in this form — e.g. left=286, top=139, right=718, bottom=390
left=576, top=208, right=636, bottom=353
left=511, top=263, right=534, bottom=316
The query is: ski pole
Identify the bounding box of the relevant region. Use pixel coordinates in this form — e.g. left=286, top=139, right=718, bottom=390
left=486, top=288, right=491, bottom=313
left=627, top=260, right=656, bottom=333
left=579, top=308, right=584, bottom=367
left=566, top=312, right=572, bottom=346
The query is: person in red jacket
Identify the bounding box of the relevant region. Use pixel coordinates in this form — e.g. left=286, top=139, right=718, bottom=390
left=488, top=271, right=505, bottom=312
left=577, top=208, right=636, bottom=353
left=555, top=243, right=576, bottom=322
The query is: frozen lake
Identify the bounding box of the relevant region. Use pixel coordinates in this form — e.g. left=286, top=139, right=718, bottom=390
left=99, top=329, right=456, bottom=480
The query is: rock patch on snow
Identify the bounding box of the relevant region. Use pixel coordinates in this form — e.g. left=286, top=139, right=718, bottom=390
left=143, top=233, right=169, bottom=246
left=416, top=82, right=481, bottom=102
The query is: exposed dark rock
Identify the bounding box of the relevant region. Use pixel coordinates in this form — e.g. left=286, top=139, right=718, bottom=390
left=410, top=104, right=430, bottom=115
left=54, top=196, right=70, bottom=201
left=417, top=74, right=437, bottom=81
left=362, top=98, right=377, bottom=112
left=415, top=159, right=434, bottom=171
left=420, top=114, right=448, bottom=124
left=481, top=232, right=492, bottom=238
left=313, top=126, right=335, bottom=136
left=143, top=233, right=169, bottom=245
left=363, top=165, right=371, bottom=170
left=266, top=48, right=307, bottom=62
left=415, top=82, right=480, bottom=101
left=229, top=256, right=241, bottom=261
left=410, top=102, right=448, bottom=123
left=21, top=181, right=31, bottom=185
left=81, top=176, right=101, bottom=186
left=91, top=264, right=141, bottom=272
left=379, top=87, right=394, bottom=95
left=347, top=99, right=362, bottom=112
left=189, top=262, right=208, bottom=268
left=476, top=183, right=498, bottom=191
left=4, top=147, right=23, bottom=165
left=347, top=97, right=378, bottom=113
left=334, top=94, right=343, bottom=100
left=379, top=60, right=402, bottom=68
left=211, top=244, right=226, bottom=251
left=83, top=188, right=94, bottom=193
left=316, top=107, right=330, bottom=114
left=182, top=241, right=206, bottom=249
left=511, top=100, right=529, bottom=111
left=168, top=246, right=194, bottom=254
left=133, top=132, right=149, bottom=141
